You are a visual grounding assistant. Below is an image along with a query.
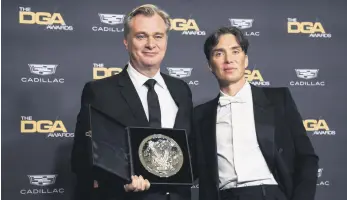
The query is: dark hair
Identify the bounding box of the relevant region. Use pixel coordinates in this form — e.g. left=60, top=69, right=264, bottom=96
left=204, top=26, right=249, bottom=62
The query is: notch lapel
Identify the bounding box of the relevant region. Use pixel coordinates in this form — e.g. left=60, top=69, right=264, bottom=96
left=199, top=97, right=220, bottom=184
left=161, top=74, right=187, bottom=129
left=118, top=67, right=149, bottom=127
left=251, top=85, right=276, bottom=171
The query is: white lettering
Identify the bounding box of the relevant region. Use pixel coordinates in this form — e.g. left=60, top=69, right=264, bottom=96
left=92, top=26, right=124, bottom=32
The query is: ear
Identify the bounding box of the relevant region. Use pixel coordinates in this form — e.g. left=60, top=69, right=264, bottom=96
left=123, top=38, right=128, bottom=50
left=244, top=55, right=249, bottom=69
left=207, top=63, right=212, bottom=72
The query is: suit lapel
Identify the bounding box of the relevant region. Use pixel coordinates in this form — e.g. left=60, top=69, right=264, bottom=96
left=161, top=74, right=186, bottom=129
left=117, top=66, right=149, bottom=127
left=251, top=85, right=276, bottom=171
left=199, top=97, right=220, bottom=184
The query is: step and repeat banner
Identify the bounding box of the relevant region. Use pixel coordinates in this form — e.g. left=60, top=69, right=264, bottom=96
left=2, top=0, right=347, bottom=200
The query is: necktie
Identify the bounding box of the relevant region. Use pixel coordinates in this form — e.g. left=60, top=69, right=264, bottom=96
left=144, top=79, right=161, bottom=128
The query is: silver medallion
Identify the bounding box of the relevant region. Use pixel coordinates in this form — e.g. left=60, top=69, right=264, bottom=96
left=138, top=134, right=184, bottom=177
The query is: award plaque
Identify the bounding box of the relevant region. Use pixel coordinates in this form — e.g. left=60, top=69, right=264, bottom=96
left=88, top=105, right=193, bottom=186
left=127, top=127, right=193, bottom=185
left=88, top=105, right=131, bottom=182
left=138, top=134, right=184, bottom=178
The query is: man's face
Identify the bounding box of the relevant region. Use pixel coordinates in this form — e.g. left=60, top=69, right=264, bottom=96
left=209, top=34, right=248, bottom=86
left=124, top=13, right=168, bottom=70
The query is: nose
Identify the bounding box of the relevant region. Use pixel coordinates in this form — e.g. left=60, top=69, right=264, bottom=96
left=145, top=37, right=156, bottom=49
left=224, top=51, right=233, bottom=63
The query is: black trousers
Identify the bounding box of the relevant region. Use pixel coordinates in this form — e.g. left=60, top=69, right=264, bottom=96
left=219, top=185, right=287, bottom=200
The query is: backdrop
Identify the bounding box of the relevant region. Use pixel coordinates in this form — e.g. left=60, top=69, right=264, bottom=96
left=2, top=0, right=347, bottom=200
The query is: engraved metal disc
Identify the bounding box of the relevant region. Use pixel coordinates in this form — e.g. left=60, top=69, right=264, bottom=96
left=138, top=134, right=184, bottom=178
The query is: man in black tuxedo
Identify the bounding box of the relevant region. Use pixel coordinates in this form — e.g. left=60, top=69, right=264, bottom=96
left=193, top=27, right=318, bottom=200
left=71, top=4, right=192, bottom=200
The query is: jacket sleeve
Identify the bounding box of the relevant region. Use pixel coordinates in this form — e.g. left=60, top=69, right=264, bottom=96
left=284, top=88, right=319, bottom=200
left=71, top=82, right=95, bottom=200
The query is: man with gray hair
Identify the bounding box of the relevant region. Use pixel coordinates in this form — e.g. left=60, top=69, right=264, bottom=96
left=71, top=4, right=193, bottom=200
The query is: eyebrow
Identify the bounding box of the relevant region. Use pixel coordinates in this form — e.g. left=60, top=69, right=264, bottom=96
left=135, top=31, right=165, bottom=35
left=211, top=46, right=242, bottom=53
left=231, top=46, right=242, bottom=50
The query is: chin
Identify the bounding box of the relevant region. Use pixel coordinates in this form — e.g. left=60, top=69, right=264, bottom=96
left=221, top=76, right=237, bottom=82
left=219, top=77, right=240, bottom=85
left=142, top=61, right=160, bottom=67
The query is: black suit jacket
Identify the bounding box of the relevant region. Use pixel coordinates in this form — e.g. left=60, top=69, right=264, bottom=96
left=193, top=85, right=318, bottom=200
left=71, top=66, right=193, bottom=200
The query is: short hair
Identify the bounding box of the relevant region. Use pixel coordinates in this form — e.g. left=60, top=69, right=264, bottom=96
left=204, top=26, right=249, bottom=62
left=123, top=4, right=171, bottom=38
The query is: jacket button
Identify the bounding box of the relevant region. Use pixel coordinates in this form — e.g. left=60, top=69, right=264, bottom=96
left=278, top=148, right=283, bottom=153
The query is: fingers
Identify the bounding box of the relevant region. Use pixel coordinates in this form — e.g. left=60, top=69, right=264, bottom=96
left=124, top=176, right=135, bottom=192
left=139, top=176, right=145, bottom=191
left=145, top=179, right=150, bottom=190
left=133, top=176, right=139, bottom=192
left=124, top=175, right=150, bottom=192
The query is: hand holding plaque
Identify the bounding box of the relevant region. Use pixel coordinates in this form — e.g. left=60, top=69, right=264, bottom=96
left=87, top=106, right=193, bottom=187
left=124, top=175, right=150, bottom=192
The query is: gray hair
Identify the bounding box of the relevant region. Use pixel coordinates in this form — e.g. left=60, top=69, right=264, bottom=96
left=123, top=4, right=171, bottom=38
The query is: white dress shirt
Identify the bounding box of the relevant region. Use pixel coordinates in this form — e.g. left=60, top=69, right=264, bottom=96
left=126, top=62, right=178, bottom=128
left=216, top=81, right=277, bottom=189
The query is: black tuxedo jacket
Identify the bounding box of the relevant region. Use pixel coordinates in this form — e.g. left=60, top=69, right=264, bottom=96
left=71, top=66, right=193, bottom=200
left=193, top=85, right=318, bottom=200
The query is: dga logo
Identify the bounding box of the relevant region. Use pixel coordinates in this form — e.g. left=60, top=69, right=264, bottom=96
left=20, top=174, right=64, bottom=195
left=317, top=168, right=330, bottom=186
left=245, top=69, right=270, bottom=86
left=92, top=13, right=125, bottom=32
left=170, top=18, right=206, bottom=36
left=229, top=19, right=260, bottom=36
left=21, top=64, right=64, bottom=83
left=167, top=67, right=199, bottom=86
left=20, top=116, right=74, bottom=138
left=19, top=7, right=73, bottom=31
left=303, top=119, right=336, bottom=136
left=93, top=63, right=122, bottom=79
left=290, top=69, right=325, bottom=86
left=287, top=18, right=331, bottom=38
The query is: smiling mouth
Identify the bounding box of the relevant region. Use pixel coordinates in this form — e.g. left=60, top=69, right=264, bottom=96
left=143, top=52, right=158, bottom=55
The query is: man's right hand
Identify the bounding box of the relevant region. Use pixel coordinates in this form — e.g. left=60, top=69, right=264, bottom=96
left=124, top=175, right=150, bottom=192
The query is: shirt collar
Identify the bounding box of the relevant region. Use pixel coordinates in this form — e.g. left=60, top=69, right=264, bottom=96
left=127, top=61, right=167, bottom=89
left=219, top=81, right=252, bottom=102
